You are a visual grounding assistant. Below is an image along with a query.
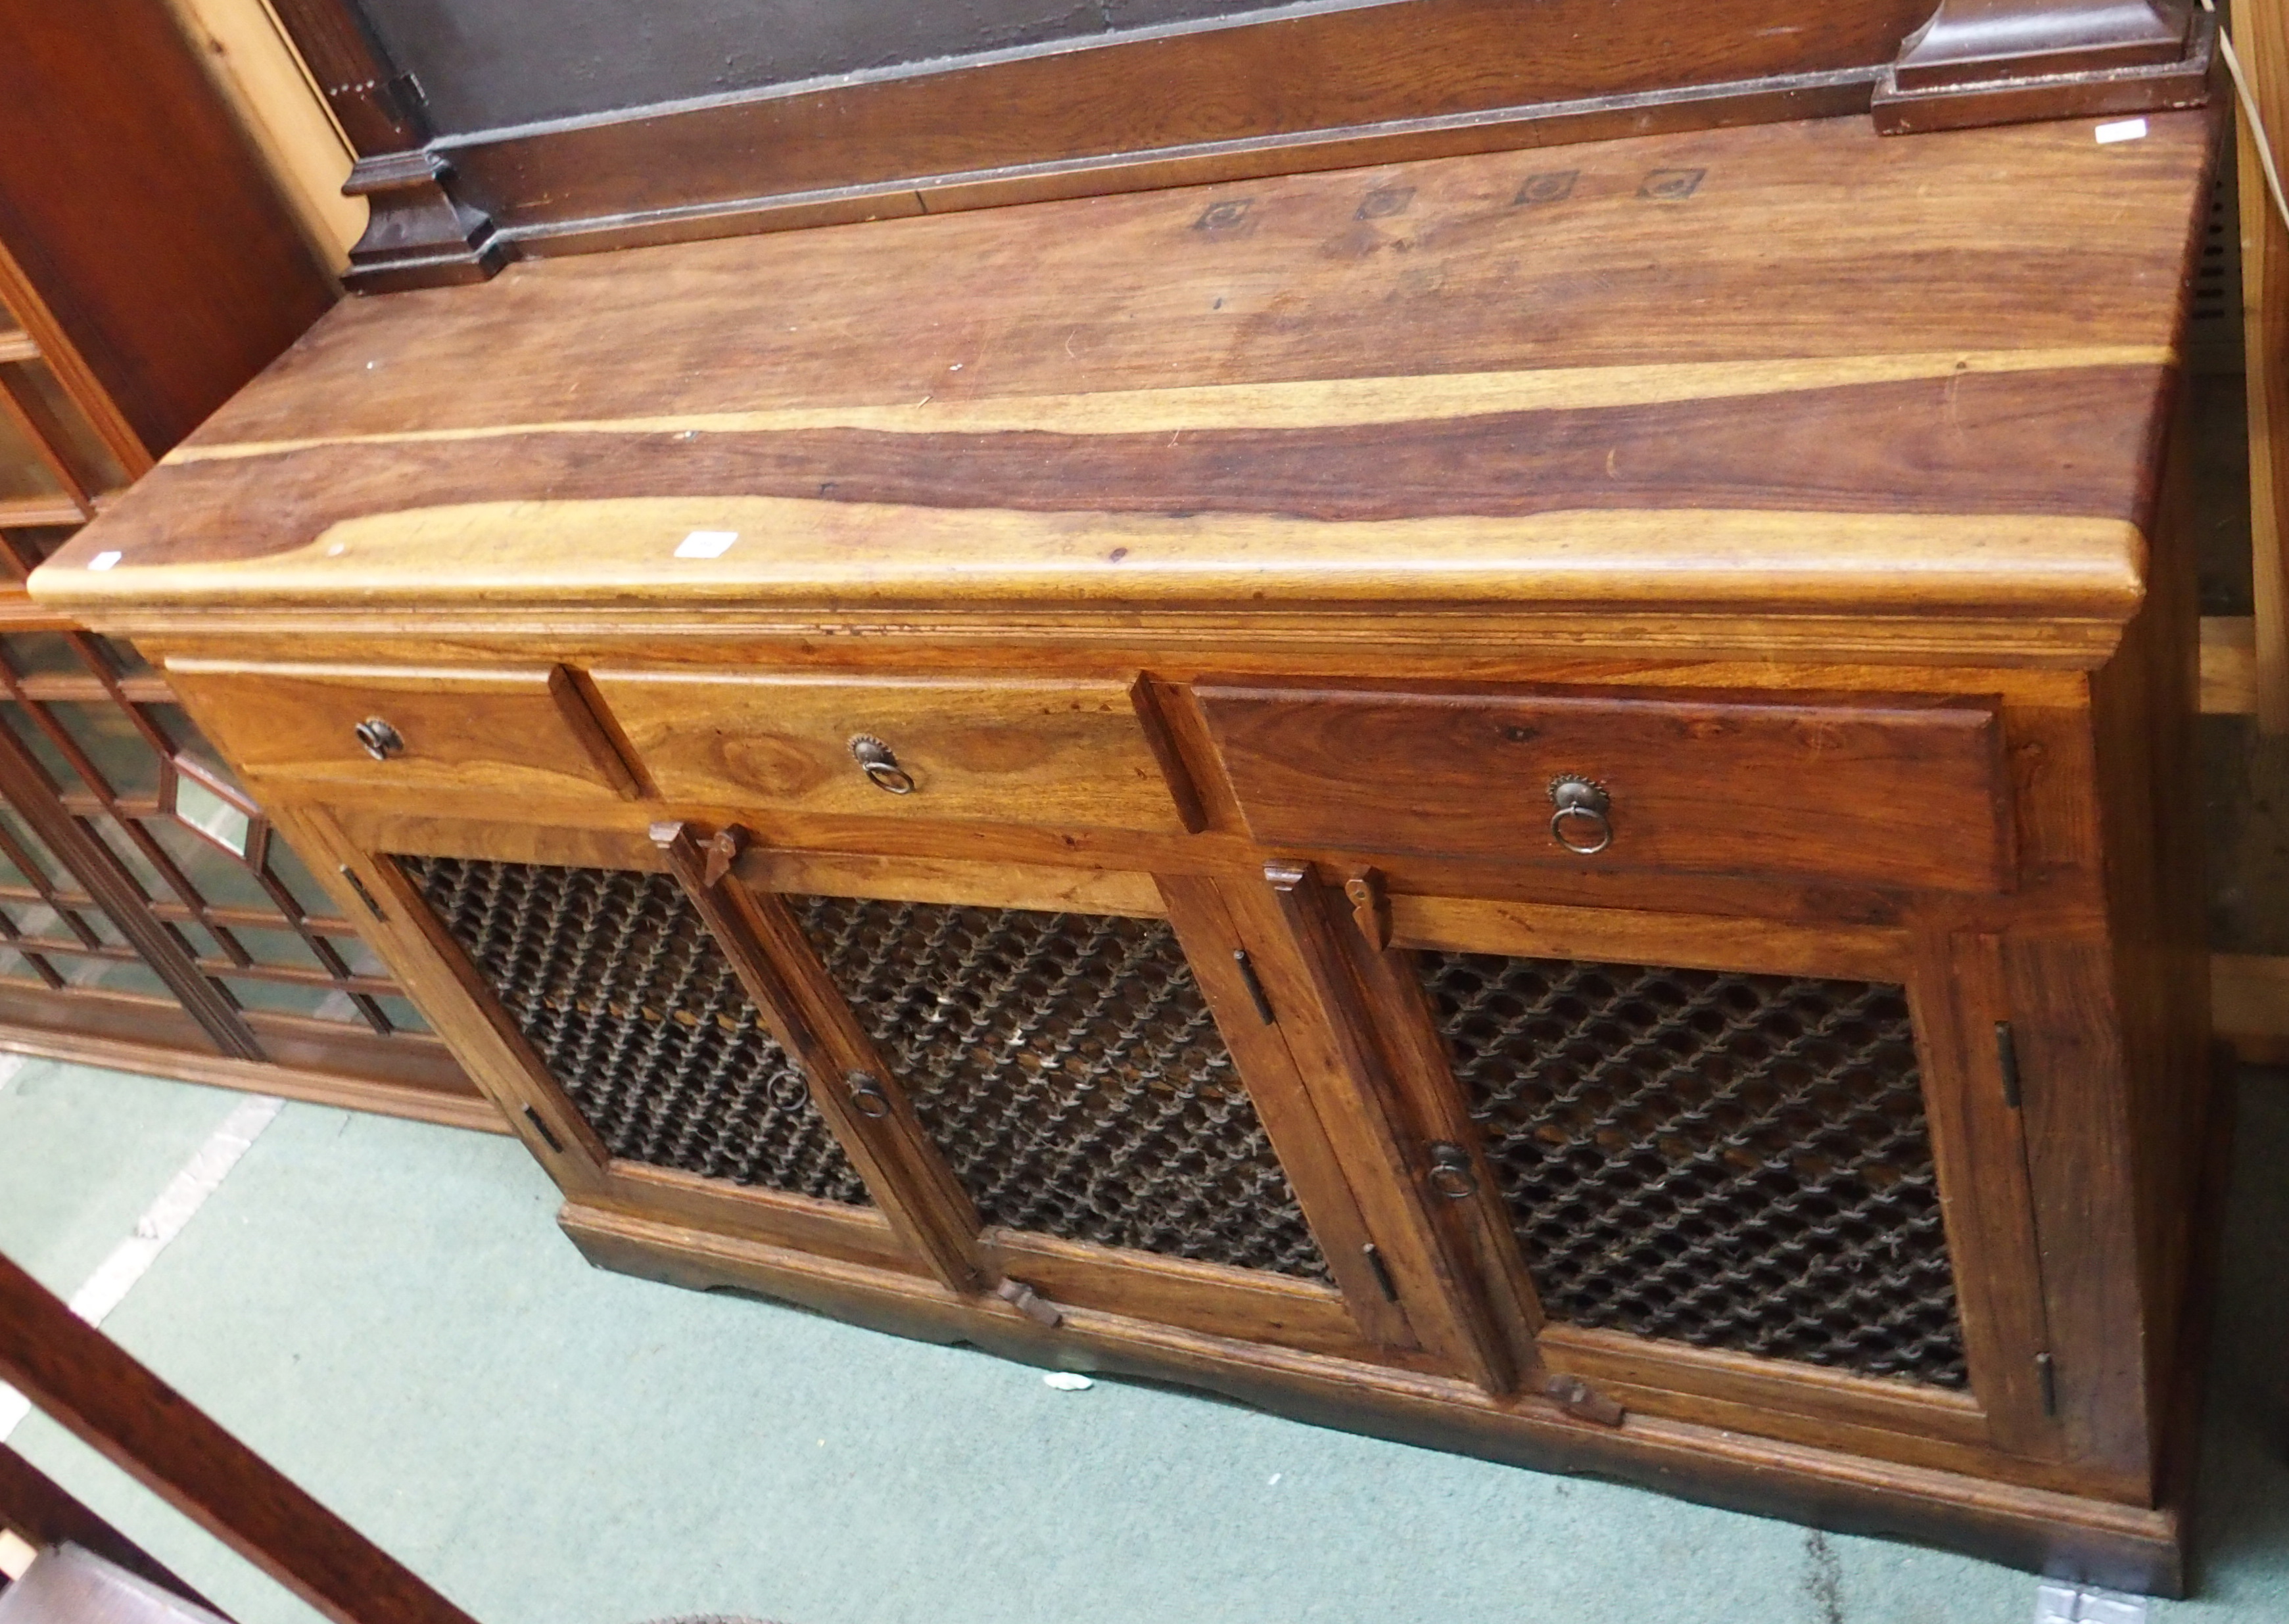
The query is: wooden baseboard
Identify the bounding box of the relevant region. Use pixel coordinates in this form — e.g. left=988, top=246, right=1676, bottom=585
left=562, top=1197, right=2188, bottom=1596
left=0, top=1026, right=509, bottom=1134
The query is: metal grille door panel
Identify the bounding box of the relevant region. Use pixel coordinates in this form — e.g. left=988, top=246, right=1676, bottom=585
left=797, top=895, right=1332, bottom=1281
left=1421, top=952, right=1966, bottom=1387
left=400, top=856, right=870, bottom=1206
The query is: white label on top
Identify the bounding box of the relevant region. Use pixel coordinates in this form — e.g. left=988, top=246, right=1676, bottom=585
left=87, top=551, right=122, bottom=571
left=674, top=530, right=738, bottom=559
left=2094, top=118, right=2149, bottom=145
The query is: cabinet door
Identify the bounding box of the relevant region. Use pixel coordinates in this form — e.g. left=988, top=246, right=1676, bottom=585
left=306, top=806, right=1421, bottom=1365
left=374, top=831, right=944, bottom=1282
left=1254, top=868, right=2069, bottom=1482
left=721, top=850, right=1417, bottom=1361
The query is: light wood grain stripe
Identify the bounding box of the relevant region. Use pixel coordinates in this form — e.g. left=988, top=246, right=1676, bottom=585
left=46, top=498, right=2145, bottom=615
left=166, top=348, right=2173, bottom=464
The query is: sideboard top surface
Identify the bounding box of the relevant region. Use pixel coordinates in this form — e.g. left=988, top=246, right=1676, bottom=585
left=33, top=112, right=2213, bottom=644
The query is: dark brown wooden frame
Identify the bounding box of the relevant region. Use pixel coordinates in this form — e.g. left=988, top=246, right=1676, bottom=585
left=0, top=1249, right=477, bottom=1624
left=0, top=9, right=490, bottom=1128
left=266, top=0, right=2218, bottom=290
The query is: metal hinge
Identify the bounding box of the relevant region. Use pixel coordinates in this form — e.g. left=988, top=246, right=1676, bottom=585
left=1233, top=949, right=1277, bottom=1024
left=520, top=1105, right=563, bottom=1154
left=339, top=864, right=386, bottom=921
left=1361, top=1242, right=1400, bottom=1303
left=1995, top=1020, right=2023, bottom=1109
left=2037, top=1350, right=2058, bottom=1416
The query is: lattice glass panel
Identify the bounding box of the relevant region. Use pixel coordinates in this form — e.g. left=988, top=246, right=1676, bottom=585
left=1421, top=952, right=1966, bottom=1387
left=796, top=895, right=1331, bottom=1281
left=0, top=627, right=427, bottom=1036
left=400, top=856, right=870, bottom=1205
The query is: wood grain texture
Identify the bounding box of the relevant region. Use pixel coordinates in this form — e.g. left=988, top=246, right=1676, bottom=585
left=1385, top=894, right=1913, bottom=982
left=979, top=1227, right=1379, bottom=1363
left=2085, top=396, right=2213, bottom=1468
left=2214, top=953, right=2289, bottom=1056
left=2000, top=935, right=2156, bottom=1486
left=2200, top=614, right=2257, bottom=712
left=598, top=672, right=1188, bottom=834
left=32, top=114, right=2212, bottom=666
left=1199, top=684, right=2013, bottom=892
left=2238, top=0, right=2289, bottom=733
left=170, top=659, right=644, bottom=802
left=0, top=0, right=334, bottom=459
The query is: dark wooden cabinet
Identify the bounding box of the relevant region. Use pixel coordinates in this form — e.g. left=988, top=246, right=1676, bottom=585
left=0, top=0, right=484, bottom=1124
left=30, top=110, right=2219, bottom=1592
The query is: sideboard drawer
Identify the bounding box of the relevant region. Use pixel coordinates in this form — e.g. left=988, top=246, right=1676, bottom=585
left=592, top=671, right=1192, bottom=833
left=1196, top=684, right=2012, bottom=893
left=167, top=660, right=641, bottom=804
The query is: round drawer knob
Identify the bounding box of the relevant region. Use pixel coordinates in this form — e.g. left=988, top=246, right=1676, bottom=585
left=849, top=734, right=916, bottom=795
left=845, top=1071, right=893, bottom=1119
left=354, top=716, right=405, bottom=762
left=1427, top=1142, right=1479, bottom=1200
left=1547, top=776, right=1611, bottom=855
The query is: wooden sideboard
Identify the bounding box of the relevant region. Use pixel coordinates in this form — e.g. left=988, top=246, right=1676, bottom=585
left=30, top=110, right=2219, bottom=1592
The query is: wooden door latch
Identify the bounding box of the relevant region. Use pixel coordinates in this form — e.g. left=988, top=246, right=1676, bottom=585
left=1344, top=868, right=1391, bottom=950
left=995, top=1278, right=1064, bottom=1328
left=1540, top=1371, right=1626, bottom=1427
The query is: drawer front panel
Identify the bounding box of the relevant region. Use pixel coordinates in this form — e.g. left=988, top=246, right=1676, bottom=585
left=1424, top=948, right=1966, bottom=1389
left=170, top=661, right=638, bottom=804
left=793, top=893, right=1333, bottom=1282
left=596, top=672, right=1190, bottom=833
left=1196, top=685, right=2010, bottom=892
left=400, top=854, right=872, bottom=1205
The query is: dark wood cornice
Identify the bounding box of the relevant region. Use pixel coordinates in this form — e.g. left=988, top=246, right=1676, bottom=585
left=266, top=0, right=2217, bottom=289
left=1874, top=0, right=2214, bottom=131
left=268, top=0, right=504, bottom=290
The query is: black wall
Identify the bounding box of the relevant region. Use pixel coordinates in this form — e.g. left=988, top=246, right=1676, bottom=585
left=356, top=0, right=1331, bottom=135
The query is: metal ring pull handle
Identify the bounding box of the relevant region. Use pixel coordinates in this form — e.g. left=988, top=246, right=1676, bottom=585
left=1427, top=1142, right=1479, bottom=1201
left=1547, top=776, right=1612, bottom=855
left=845, top=1071, right=893, bottom=1119
left=849, top=734, right=916, bottom=795
left=354, top=716, right=404, bottom=762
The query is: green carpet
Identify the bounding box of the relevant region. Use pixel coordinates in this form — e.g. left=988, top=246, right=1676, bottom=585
left=5, top=1061, right=2285, bottom=1624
